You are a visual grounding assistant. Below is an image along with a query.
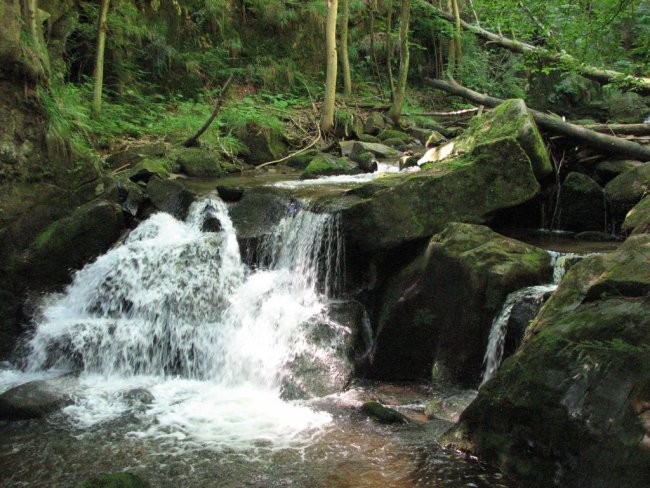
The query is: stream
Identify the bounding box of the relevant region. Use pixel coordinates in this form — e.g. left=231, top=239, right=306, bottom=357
left=0, top=175, right=513, bottom=487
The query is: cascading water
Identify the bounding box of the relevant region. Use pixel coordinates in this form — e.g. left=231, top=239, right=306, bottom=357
left=12, top=195, right=348, bottom=450
left=480, top=251, right=589, bottom=386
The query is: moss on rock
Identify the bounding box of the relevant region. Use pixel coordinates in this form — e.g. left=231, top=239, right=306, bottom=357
left=77, top=473, right=149, bottom=488
left=301, top=154, right=359, bottom=179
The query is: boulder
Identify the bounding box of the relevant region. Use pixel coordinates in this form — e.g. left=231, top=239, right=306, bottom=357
left=369, top=223, right=552, bottom=385
left=301, top=154, right=360, bottom=179
left=317, top=137, right=542, bottom=252
left=408, top=127, right=445, bottom=146
left=145, top=178, right=196, bottom=220
left=418, top=99, right=553, bottom=182
left=363, top=112, right=387, bottom=135
left=623, top=195, right=650, bottom=236
left=235, top=121, right=287, bottom=164
left=605, top=163, right=650, bottom=225
left=229, top=188, right=293, bottom=246
left=0, top=375, right=77, bottom=420
left=378, top=129, right=411, bottom=143
left=381, top=137, right=407, bottom=151
left=174, top=147, right=229, bottom=177
left=594, top=159, right=643, bottom=184
left=349, top=141, right=400, bottom=160
left=558, top=172, right=607, bottom=232
left=23, top=200, right=125, bottom=288
left=444, top=235, right=650, bottom=488
left=334, top=111, right=364, bottom=139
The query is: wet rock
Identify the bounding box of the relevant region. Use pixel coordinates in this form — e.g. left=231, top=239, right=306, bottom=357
left=558, top=172, right=607, bottom=232
left=444, top=235, right=650, bottom=488
left=360, top=401, right=408, bottom=424
left=381, top=137, right=407, bottom=151
left=22, top=200, right=126, bottom=288
left=122, top=388, right=154, bottom=409
left=594, top=159, right=643, bottom=184
left=350, top=151, right=377, bottom=173
left=216, top=185, right=245, bottom=202
left=349, top=141, right=400, bottom=160
left=174, top=147, right=234, bottom=178
left=378, top=129, right=411, bottom=143
left=317, top=136, right=541, bottom=253
left=145, top=178, right=196, bottom=220
left=229, top=188, right=292, bottom=243
left=0, top=375, right=77, bottom=420
left=77, top=472, right=150, bottom=488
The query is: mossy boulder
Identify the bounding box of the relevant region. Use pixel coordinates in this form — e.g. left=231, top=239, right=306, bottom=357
left=605, top=163, right=650, bottom=225
left=381, top=137, right=407, bottom=151
left=358, top=134, right=381, bottom=144
left=623, top=195, right=650, bottom=235
left=235, top=121, right=287, bottom=164
left=594, top=159, right=643, bottom=184
left=334, top=111, right=364, bottom=139
left=317, top=137, right=541, bottom=252
left=558, top=172, right=606, bottom=232
left=228, top=188, right=293, bottom=244
left=418, top=99, right=552, bottom=182
left=378, top=129, right=411, bottom=143
left=444, top=235, right=650, bottom=488
left=77, top=473, right=149, bottom=488
left=145, top=178, right=196, bottom=220
left=174, top=147, right=233, bottom=177
left=286, top=148, right=319, bottom=170
left=363, top=112, right=387, bottom=135
left=23, top=200, right=125, bottom=288
left=370, top=223, right=552, bottom=385
left=349, top=141, right=400, bottom=160
left=301, top=154, right=360, bottom=179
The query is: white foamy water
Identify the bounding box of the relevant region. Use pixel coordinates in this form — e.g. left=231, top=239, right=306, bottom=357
left=272, top=162, right=400, bottom=189
left=6, top=195, right=348, bottom=451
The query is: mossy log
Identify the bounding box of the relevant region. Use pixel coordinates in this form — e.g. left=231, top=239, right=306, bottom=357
left=425, top=77, right=650, bottom=162
left=421, top=1, right=650, bottom=94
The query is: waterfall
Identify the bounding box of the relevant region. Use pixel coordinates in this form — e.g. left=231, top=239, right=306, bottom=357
left=18, top=195, right=347, bottom=448
left=480, top=250, right=589, bottom=386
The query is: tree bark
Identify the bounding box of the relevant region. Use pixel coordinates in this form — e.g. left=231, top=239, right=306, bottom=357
left=183, top=74, right=235, bottom=148
left=320, top=0, right=338, bottom=133
left=425, top=77, right=650, bottom=162
left=339, top=0, right=352, bottom=96
left=420, top=1, right=650, bottom=94
left=92, top=0, right=110, bottom=119
left=584, top=124, right=650, bottom=137
left=385, top=1, right=396, bottom=97
left=388, top=0, right=411, bottom=123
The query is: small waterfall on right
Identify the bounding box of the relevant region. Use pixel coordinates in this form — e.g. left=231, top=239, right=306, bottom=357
left=480, top=251, right=586, bottom=386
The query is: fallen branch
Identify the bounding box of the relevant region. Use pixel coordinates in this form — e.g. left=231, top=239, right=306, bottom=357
left=584, top=123, right=650, bottom=137
left=255, top=128, right=322, bottom=170
left=183, top=74, right=234, bottom=148
left=403, top=107, right=482, bottom=116
left=425, top=77, right=650, bottom=162
left=419, top=1, right=650, bottom=94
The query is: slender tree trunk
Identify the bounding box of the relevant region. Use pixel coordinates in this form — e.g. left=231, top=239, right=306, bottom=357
left=23, top=0, right=38, bottom=40
left=425, top=77, right=650, bottom=161
left=339, top=0, right=352, bottom=96
left=385, top=0, right=396, bottom=97
left=446, top=0, right=456, bottom=72
left=92, top=0, right=110, bottom=119
left=369, top=1, right=386, bottom=99
left=183, top=74, right=234, bottom=147
left=320, top=0, right=338, bottom=133
left=388, top=0, right=411, bottom=123
left=451, top=0, right=462, bottom=63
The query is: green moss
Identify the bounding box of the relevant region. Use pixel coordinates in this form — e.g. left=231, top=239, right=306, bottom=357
left=359, top=134, right=380, bottom=143
left=378, top=129, right=411, bottom=142
left=301, top=155, right=356, bottom=179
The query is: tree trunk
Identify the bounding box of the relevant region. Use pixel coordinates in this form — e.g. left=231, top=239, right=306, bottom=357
left=339, top=0, right=352, bottom=96
left=92, top=0, right=110, bottom=119
left=388, top=0, right=411, bottom=124
left=385, top=1, right=396, bottom=97
left=183, top=74, right=234, bottom=148
left=584, top=124, right=650, bottom=137
left=23, top=0, right=38, bottom=41
left=320, top=0, right=338, bottom=133
left=425, top=77, right=650, bottom=162
left=420, top=1, right=650, bottom=94
left=451, top=0, right=462, bottom=65
left=446, top=0, right=456, bottom=73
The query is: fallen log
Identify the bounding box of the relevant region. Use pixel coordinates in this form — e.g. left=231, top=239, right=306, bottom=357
left=425, top=77, right=650, bottom=162
left=418, top=1, right=650, bottom=95
left=584, top=124, right=650, bottom=137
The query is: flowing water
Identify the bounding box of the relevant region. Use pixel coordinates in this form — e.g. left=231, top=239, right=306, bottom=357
left=480, top=251, right=592, bottom=385
left=0, top=194, right=512, bottom=487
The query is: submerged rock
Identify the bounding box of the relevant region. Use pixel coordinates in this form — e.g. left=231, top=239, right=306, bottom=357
left=361, top=401, right=408, bottom=424
left=0, top=375, right=77, bottom=420
left=369, top=222, right=552, bottom=385
left=444, top=235, right=650, bottom=488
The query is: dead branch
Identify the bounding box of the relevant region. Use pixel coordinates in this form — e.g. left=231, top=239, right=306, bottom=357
left=183, top=74, right=235, bottom=148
